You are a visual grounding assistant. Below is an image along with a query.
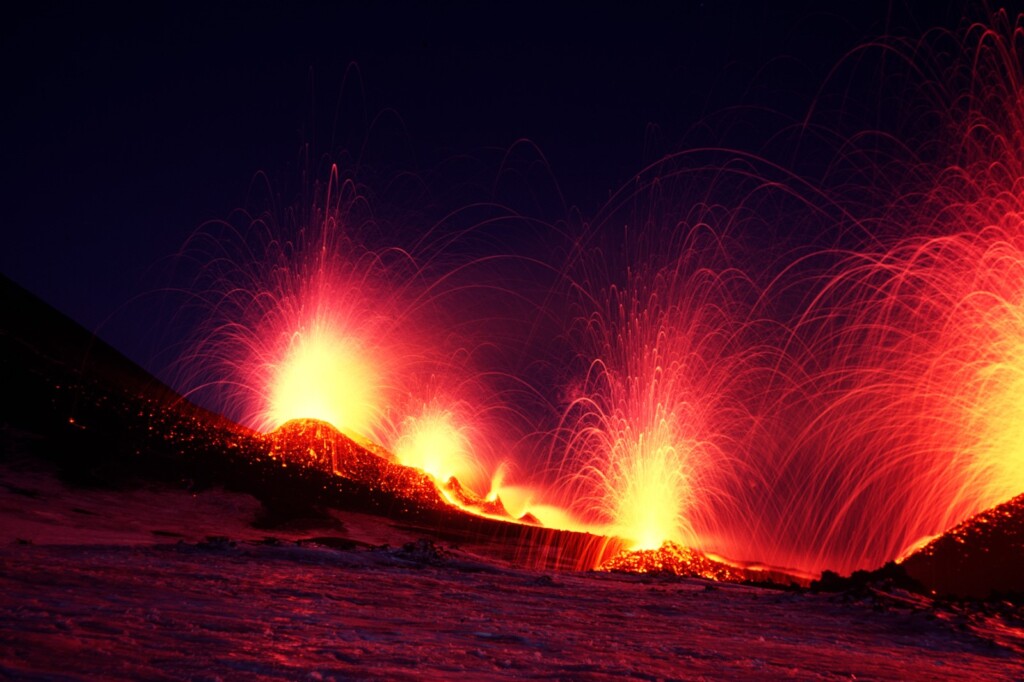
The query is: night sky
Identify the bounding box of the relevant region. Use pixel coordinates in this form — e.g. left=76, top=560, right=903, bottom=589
left=3, top=1, right=964, bottom=377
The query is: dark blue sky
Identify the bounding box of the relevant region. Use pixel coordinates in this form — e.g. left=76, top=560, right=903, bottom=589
left=2, top=1, right=962, bottom=374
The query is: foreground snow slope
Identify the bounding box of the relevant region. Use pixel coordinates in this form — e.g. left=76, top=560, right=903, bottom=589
left=1, top=464, right=1022, bottom=681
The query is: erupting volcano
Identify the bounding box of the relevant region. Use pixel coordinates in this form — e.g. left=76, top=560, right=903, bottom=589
left=170, top=11, right=1024, bottom=581
left=5, top=2, right=1024, bottom=678
left=265, top=323, right=381, bottom=439
left=178, top=168, right=401, bottom=444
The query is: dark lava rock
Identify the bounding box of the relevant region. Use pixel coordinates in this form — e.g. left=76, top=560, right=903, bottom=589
left=901, top=493, right=1024, bottom=600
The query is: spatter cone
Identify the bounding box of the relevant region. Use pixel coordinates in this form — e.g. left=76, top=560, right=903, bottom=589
left=598, top=541, right=745, bottom=582
left=266, top=418, right=440, bottom=506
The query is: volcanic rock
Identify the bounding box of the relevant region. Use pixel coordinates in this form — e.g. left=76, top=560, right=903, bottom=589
left=901, top=493, right=1024, bottom=599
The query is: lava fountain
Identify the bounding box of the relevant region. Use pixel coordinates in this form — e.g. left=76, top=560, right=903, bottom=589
left=766, top=231, right=1024, bottom=575
left=264, top=316, right=380, bottom=438
left=552, top=178, right=768, bottom=553
left=754, top=11, right=1024, bottom=574
left=176, top=166, right=406, bottom=444
left=393, top=405, right=475, bottom=485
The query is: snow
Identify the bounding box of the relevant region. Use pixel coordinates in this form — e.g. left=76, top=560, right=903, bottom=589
left=1, top=462, right=1022, bottom=680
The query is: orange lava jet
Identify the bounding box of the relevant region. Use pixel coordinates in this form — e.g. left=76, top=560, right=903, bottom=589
left=391, top=405, right=487, bottom=495
left=778, top=227, right=1024, bottom=572
left=600, top=432, right=692, bottom=551
left=177, top=164, right=408, bottom=446
left=752, top=11, right=1024, bottom=575
left=263, top=318, right=381, bottom=440
left=554, top=194, right=763, bottom=555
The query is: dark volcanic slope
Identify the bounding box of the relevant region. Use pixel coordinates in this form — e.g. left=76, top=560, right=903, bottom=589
left=903, top=493, right=1024, bottom=599
left=0, top=273, right=191, bottom=424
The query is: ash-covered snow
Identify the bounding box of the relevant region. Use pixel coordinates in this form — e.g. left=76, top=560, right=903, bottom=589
left=1, top=463, right=1022, bottom=681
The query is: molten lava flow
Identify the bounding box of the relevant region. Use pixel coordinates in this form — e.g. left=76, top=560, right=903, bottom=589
left=386, top=405, right=560, bottom=524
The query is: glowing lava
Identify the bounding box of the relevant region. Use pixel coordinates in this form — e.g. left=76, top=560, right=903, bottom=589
left=174, top=10, right=1024, bottom=580
left=392, top=406, right=483, bottom=492
left=555, top=209, right=761, bottom=553
left=601, top=433, right=691, bottom=551
left=176, top=162, right=446, bottom=451
left=176, top=163, right=542, bottom=530
left=751, top=12, right=1024, bottom=574
left=265, top=319, right=381, bottom=439
left=566, top=306, right=734, bottom=555
left=599, top=542, right=745, bottom=581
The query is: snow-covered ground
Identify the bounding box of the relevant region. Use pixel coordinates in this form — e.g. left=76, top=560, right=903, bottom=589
left=2, top=462, right=1022, bottom=681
